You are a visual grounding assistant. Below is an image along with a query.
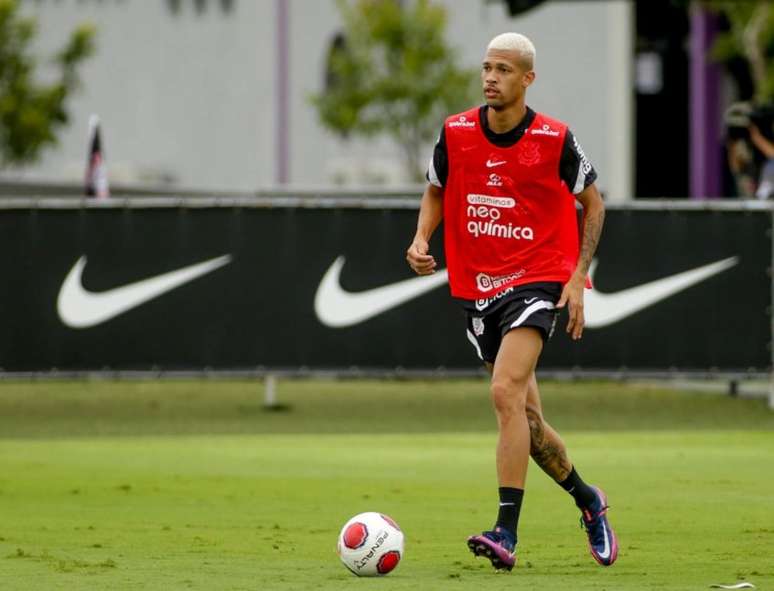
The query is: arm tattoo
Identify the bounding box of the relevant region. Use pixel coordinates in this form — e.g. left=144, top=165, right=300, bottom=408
left=526, top=407, right=572, bottom=482
left=576, top=208, right=605, bottom=277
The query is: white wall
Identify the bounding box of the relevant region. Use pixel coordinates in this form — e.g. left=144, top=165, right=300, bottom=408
left=13, top=0, right=272, bottom=191
left=7, top=0, right=632, bottom=199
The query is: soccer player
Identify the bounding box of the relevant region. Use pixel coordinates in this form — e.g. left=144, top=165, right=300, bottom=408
left=406, top=32, right=617, bottom=571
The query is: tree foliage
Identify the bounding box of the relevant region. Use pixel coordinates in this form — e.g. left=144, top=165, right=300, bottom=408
left=704, top=0, right=774, bottom=102
left=0, top=0, right=95, bottom=167
left=311, top=0, right=476, bottom=182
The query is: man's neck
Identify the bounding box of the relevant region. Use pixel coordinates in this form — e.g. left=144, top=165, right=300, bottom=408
left=486, top=101, right=528, bottom=134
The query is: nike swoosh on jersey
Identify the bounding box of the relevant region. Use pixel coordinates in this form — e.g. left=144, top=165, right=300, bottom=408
left=314, top=256, right=738, bottom=329
left=584, top=256, right=738, bottom=328
left=486, top=159, right=507, bottom=168
left=314, top=256, right=448, bottom=328
left=57, top=254, right=232, bottom=328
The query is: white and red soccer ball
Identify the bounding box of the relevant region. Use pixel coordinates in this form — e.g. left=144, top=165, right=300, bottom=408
left=337, top=512, right=404, bottom=576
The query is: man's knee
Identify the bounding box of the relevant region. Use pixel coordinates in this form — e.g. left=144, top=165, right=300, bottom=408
left=490, top=376, right=528, bottom=417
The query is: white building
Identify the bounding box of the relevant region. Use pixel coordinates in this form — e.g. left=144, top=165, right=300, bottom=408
left=9, top=0, right=632, bottom=200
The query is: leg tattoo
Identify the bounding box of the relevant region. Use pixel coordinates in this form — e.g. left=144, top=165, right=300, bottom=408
left=526, top=406, right=572, bottom=482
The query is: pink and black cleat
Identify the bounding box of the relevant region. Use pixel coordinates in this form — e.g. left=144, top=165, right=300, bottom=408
left=580, top=486, right=619, bottom=566
left=466, top=526, right=516, bottom=571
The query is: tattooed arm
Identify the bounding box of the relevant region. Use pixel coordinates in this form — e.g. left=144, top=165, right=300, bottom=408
left=556, top=183, right=605, bottom=341
left=574, top=183, right=605, bottom=277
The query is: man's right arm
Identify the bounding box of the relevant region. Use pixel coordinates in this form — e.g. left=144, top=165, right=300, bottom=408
left=407, top=125, right=447, bottom=275
left=406, top=183, right=443, bottom=275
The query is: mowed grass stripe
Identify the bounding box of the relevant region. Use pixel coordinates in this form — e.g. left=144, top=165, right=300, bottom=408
left=1, top=379, right=773, bottom=438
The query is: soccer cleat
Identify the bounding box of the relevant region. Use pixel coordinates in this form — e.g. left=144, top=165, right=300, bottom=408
left=580, top=486, right=618, bottom=566
left=466, top=526, right=516, bottom=571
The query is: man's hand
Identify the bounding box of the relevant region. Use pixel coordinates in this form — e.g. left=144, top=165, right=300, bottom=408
left=556, top=275, right=585, bottom=340
left=406, top=239, right=437, bottom=275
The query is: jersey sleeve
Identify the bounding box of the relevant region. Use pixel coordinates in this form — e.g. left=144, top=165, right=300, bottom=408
left=559, top=129, right=597, bottom=194
left=426, top=126, right=448, bottom=188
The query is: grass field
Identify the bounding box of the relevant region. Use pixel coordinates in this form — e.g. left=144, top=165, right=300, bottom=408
left=1, top=379, right=773, bottom=590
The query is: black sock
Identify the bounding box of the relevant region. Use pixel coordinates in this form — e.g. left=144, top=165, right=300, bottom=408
left=558, top=467, right=596, bottom=509
left=495, top=487, right=524, bottom=541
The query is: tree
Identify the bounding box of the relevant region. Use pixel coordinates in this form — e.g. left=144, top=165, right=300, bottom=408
left=311, top=0, right=476, bottom=182
left=704, top=0, right=774, bottom=102
left=0, top=0, right=96, bottom=167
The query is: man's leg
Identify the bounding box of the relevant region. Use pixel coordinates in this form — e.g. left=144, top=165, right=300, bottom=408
left=491, top=329, right=543, bottom=491
left=525, top=373, right=593, bottom=501
left=467, top=327, right=542, bottom=571
left=524, top=374, right=619, bottom=566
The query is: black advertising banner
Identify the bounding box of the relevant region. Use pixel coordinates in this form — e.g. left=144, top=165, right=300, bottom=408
left=0, top=202, right=770, bottom=373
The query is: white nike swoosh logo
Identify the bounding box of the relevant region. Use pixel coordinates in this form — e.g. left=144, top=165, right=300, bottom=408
left=315, top=256, right=738, bottom=329
left=486, top=159, right=506, bottom=168
left=314, top=256, right=448, bottom=328
left=597, top=521, right=611, bottom=560
left=57, top=254, right=232, bottom=328
left=524, top=297, right=538, bottom=304
left=584, top=256, right=738, bottom=328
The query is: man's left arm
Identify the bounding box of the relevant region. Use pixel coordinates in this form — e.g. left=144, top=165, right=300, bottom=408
left=557, top=183, right=605, bottom=340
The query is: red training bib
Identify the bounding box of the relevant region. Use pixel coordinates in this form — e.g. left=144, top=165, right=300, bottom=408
left=443, top=107, right=581, bottom=300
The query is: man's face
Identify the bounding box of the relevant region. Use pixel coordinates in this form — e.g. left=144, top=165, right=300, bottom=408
left=481, top=48, right=535, bottom=110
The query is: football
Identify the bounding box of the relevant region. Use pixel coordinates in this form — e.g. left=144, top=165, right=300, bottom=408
left=336, top=512, right=404, bottom=576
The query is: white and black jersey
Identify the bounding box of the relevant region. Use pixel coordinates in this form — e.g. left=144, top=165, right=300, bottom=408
left=426, top=105, right=597, bottom=194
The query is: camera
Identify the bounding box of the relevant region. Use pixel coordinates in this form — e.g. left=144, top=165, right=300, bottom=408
left=725, top=101, right=774, bottom=141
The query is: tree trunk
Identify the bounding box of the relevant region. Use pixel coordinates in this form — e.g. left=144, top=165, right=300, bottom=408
left=400, top=125, right=425, bottom=184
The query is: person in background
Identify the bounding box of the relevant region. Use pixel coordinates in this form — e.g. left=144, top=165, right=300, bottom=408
left=749, top=123, right=774, bottom=199
left=725, top=102, right=774, bottom=199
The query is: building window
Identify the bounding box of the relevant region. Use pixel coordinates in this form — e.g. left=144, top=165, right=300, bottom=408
left=166, top=0, right=235, bottom=15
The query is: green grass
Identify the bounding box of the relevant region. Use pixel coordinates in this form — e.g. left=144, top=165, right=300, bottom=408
left=2, top=379, right=773, bottom=437
left=0, top=380, right=773, bottom=590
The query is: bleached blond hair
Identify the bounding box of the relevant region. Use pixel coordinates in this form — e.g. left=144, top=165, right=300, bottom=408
left=487, top=33, right=535, bottom=70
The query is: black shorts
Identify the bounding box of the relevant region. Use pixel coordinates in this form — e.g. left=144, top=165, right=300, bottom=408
left=464, top=282, right=562, bottom=364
